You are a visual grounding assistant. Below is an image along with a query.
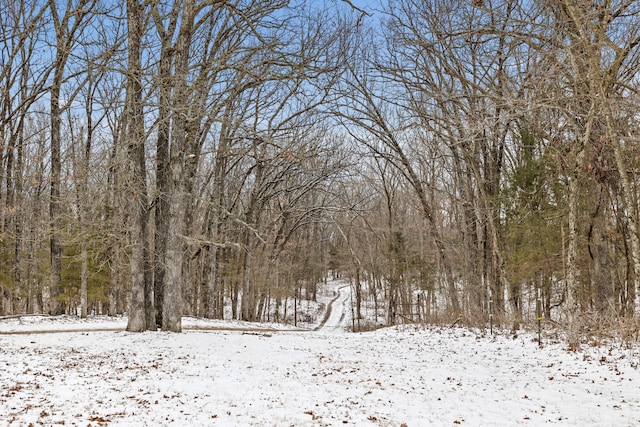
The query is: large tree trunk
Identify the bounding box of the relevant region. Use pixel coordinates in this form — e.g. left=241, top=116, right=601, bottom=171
left=163, top=176, right=187, bottom=332
left=566, top=129, right=592, bottom=348
left=125, top=0, right=154, bottom=332
left=161, top=0, right=196, bottom=333
left=153, top=36, right=173, bottom=329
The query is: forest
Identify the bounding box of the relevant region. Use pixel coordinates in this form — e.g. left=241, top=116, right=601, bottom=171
left=0, top=0, right=639, bottom=346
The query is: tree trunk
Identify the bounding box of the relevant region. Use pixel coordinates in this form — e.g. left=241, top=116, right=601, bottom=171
left=125, top=0, right=154, bottom=332
left=160, top=0, right=197, bottom=333
left=153, top=37, right=173, bottom=328
left=49, top=61, right=63, bottom=316
left=566, top=165, right=582, bottom=349
left=80, top=239, right=88, bottom=318
left=163, top=186, right=186, bottom=331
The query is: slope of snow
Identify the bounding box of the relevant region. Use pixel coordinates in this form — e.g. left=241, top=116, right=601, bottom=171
left=1, top=284, right=640, bottom=426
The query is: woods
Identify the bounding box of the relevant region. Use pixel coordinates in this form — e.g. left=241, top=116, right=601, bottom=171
left=1, top=0, right=640, bottom=341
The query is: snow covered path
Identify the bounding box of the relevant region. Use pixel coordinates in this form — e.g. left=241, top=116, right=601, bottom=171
left=315, top=284, right=351, bottom=332
left=1, top=323, right=640, bottom=426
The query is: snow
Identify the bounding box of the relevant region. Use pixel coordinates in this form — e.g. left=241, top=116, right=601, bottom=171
left=2, top=281, right=640, bottom=426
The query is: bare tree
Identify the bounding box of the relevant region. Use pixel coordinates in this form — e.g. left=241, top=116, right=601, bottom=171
left=47, top=0, right=97, bottom=314
left=334, top=42, right=463, bottom=316
left=530, top=0, right=640, bottom=346
left=124, top=0, right=153, bottom=332
left=0, top=0, right=50, bottom=314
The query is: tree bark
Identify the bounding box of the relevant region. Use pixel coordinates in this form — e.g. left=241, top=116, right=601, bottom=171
left=161, top=0, right=197, bottom=332
left=125, top=0, right=154, bottom=332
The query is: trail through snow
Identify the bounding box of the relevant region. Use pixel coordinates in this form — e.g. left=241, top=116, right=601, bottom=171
left=1, top=281, right=640, bottom=426
left=314, top=284, right=351, bottom=332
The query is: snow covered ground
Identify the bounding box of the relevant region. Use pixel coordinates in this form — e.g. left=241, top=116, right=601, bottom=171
left=2, top=282, right=640, bottom=426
